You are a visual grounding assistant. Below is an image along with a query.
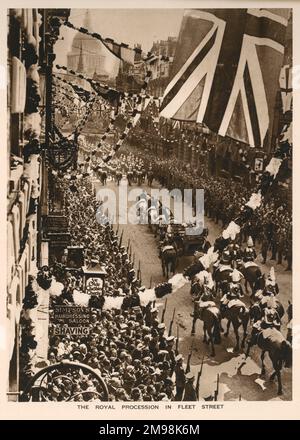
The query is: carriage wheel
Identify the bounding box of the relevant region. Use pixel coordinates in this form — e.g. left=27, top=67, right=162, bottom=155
left=19, top=361, right=109, bottom=402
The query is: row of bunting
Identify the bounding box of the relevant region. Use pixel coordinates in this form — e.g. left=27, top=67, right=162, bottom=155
left=62, top=19, right=173, bottom=67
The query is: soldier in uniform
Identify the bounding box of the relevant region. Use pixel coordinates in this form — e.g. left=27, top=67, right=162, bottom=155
left=260, top=231, right=269, bottom=264
left=253, top=295, right=281, bottom=331
left=213, top=248, right=231, bottom=275
left=243, top=236, right=257, bottom=262
left=174, top=354, right=185, bottom=401
left=157, top=323, right=168, bottom=350
left=263, top=267, right=279, bottom=296
left=220, top=269, right=244, bottom=312
left=165, top=335, right=176, bottom=375
left=276, top=228, right=285, bottom=265
left=183, top=372, right=198, bottom=401
left=197, top=280, right=216, bottom=320
left=270, top=224, right=278, bottom=261
left=261, top=306, right=281, bottom=330
left=226, top=238, right=242, bottom=264
left=285, top=240, right=292, bottom=271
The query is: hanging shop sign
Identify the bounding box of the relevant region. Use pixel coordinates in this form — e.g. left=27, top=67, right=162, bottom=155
left=53, top=305, right=90, bottom=335
left=86, top=277, right=103, bottom=296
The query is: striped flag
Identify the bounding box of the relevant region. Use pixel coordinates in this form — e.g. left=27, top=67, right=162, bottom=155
left=160, top=9, right=290, bottom=147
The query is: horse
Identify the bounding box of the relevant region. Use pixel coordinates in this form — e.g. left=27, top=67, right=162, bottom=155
left=213, top=266, right=233, bottom=297
left=131, top=169, right=137, bottom=183
left=246, top=327, right=292, bottom=395
left=147, top=171, right=154, bottom=187
left=115, top=171, right=122, bottom=186
left=140, top=170, right=146, bottom=184
left=221, top=301, right=250, bottom=352
left=127, top=171, right=133, bottom=186
left=253, top=273, right=266, bottom=293
left=235, top=260, right=262, bottom=295
left=136, top=170, right=144, bottom=186
left=161, top=246, right=177, bottom=278
left=191, top=301, right=222, bottom=357
left=249, top=302, right=263, bottom=323
left=100, top=171, right=107, bottom=186
left=183, top=261, right=206, bottom=280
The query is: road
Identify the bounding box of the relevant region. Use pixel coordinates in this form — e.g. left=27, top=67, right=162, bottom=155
left=94, top=175, right=292, bottom=401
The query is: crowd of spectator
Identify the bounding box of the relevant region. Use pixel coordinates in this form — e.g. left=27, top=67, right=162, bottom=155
left=45, top=177, right=195, bottom=401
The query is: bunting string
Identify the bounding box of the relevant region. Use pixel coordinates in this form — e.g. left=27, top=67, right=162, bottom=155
left=54, top=74, right=96, bottom=102
left=102, top=71, right=152, bottom=163
left=51, top=73, right=152, bottom=177
left=55, top=64, right=122, bottom=103
left=55, top=64, right=161, bottom=103
left=62, top=20, right=173, bottom=66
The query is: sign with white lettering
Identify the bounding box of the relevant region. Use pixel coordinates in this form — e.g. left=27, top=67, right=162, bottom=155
left=52, top=306, right=91, bottom=334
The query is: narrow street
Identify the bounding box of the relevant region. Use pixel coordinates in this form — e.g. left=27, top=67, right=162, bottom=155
left=95, top=175, right=292, bottom=401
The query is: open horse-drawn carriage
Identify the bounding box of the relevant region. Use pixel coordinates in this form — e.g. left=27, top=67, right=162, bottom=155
left=169, top=223, right=210, bottom=256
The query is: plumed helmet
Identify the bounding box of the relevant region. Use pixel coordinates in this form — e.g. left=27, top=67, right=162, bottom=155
left=231, top=269, right=241, bottom=283
left=247, top=236, right=254, bottom=247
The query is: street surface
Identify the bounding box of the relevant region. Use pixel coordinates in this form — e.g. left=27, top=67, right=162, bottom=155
left=94, top=175, right=292, bottom=401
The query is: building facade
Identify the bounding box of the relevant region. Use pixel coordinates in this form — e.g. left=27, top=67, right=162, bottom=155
left=6, top=8, right=70, bottom=401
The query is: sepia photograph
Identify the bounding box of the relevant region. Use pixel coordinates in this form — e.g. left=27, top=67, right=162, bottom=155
left=3, top=1, right=297, bottom=417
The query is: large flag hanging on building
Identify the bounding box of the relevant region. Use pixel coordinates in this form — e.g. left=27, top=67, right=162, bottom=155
left=160, top=9, right=290, bottom=148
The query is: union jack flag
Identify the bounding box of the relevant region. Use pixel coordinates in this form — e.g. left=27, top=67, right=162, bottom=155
left=160, top=9, right=290, bottom=148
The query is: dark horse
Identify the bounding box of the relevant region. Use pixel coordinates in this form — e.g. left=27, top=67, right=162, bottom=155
left=221, top=302, right=250, bottom=352
left=213, top=266, right=233, bottom=297
left=183, top=261, right=206, bottom=280
left=127, top=171, right=133, bottom=186
left=161, top=246, right=177, bottom=278
left=191, top=301, right=221, bottom=357
left=246, top=328, right=292, bottom=395
left=147, top=170, right=154, bottom=187
left=236, top=260, right=262, bottom=295
left=115, top=171, right=122, bottom=186
left=100, top=170, right=107, bottom=186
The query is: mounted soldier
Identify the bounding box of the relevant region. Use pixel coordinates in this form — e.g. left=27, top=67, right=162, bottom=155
left=252, top=295, right=282, bottom=332
left=160, top=228, right=177, bottom=278
left=196, top=277, right=216, bottom=320
left=213, top=249, right=233, bottom=295
left=226, top=238, right=242, bottom=264
left=147, top=166, right=154, bottom=187
left=127, top=168, right=134, bottom=186
left=115, top=168, right=123, bottom=186
left=220, top=269, right=244, bottom=313
left=235, top=236, right=261, bottom=295
left=213, top=248, right=231, bottom=274
left=243, top=236, right=257, bottom=262
left=263, top=267, right=279, bottom=296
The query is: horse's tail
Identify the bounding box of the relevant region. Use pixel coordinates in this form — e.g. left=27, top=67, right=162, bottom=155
left=281, top=340, right=292, bottom=368
left=213, top=318, right=221, bottom=345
